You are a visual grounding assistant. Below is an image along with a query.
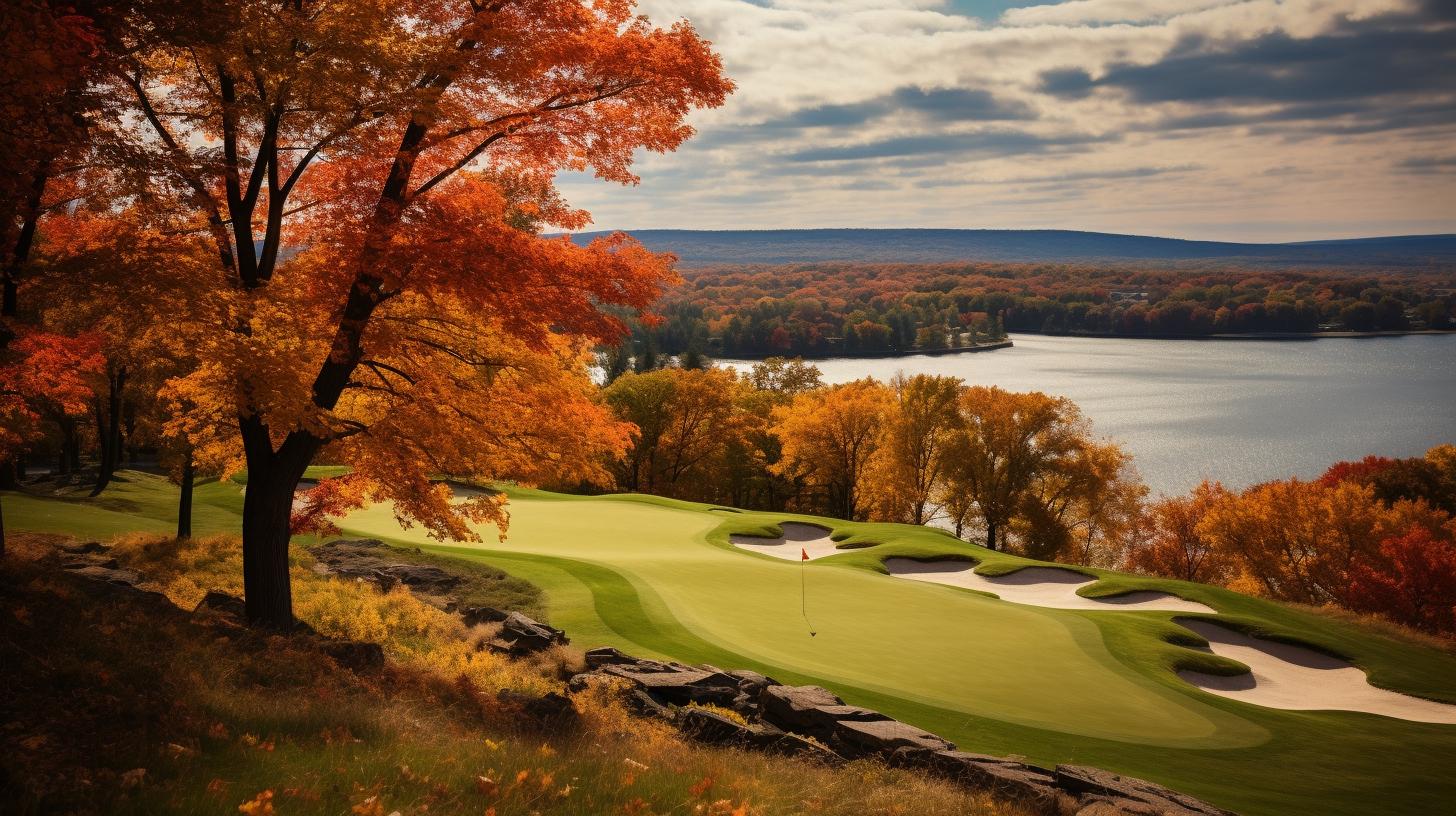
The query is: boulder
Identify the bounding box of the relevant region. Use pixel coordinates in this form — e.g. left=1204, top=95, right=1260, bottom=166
left=1076, top=798, right=1160, bottom=816
left=461, top=605, right=509, bottom=627
left=907, top=750, right=1061, bottom=807
left=63, top=565, right=142, bottom=587
left=677, top=706, right=757, bottom=745
left=584, top=646, right=638, bottom=669
left=1055, top=766, right=1233, bottom=816
left=322, top=640, right=386, bottom=670
left=833, top=717, right=954, bottom=756
left=676, top=708, right=842, bottom=763
left=758, top=684, right=845, bottom=735
left=485, top=612, right=568, bottom=656
left=314, top=538, right=388, bottom=555
left=496, top=690, right=579, bottom=730
left=60, top=541, right=108, bottom=555
left=726, top=668, right=777, bottom=693
left=61, top=555, right=119, bottom=570
left=601, top=664, right=739, bottom=706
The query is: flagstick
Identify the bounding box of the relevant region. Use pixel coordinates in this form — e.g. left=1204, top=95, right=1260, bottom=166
left=801, top=548, right=816, bottom=637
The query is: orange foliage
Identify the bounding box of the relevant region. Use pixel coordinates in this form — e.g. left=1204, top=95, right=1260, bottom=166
left=770, top=379, right=895, bottom=520
left=1127, top=482, right=1232, bottom=584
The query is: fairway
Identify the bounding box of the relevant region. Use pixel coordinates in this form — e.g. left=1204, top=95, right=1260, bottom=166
left=10, top=475, right=1456, bottom=816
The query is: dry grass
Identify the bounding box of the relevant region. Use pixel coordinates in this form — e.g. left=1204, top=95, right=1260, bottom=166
left=1289, top=601, right=1456, bottom=655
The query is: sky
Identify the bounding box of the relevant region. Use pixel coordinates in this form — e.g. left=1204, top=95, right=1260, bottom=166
left=554, top=0, right=1456, bottom=242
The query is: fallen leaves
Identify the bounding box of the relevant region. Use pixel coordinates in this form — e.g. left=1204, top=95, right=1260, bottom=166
left=237, top=789, right=274, bottom=815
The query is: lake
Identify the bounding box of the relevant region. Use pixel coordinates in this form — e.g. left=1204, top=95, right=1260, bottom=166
left=725, top=333, right=1456, bottom=496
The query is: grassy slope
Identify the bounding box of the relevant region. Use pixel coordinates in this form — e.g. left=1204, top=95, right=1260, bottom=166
left=8, top=475, right=1456, bottom=816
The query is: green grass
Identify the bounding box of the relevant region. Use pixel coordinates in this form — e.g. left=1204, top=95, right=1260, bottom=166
left=8, top=473, right=1456, bottom=816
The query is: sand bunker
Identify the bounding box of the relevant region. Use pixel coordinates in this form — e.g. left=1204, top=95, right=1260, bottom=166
left=883, top=559, right=1215, bottom=613
left=730, top=523, right=868, bottom=561
left=1175, top=619, right=1456, bottom=724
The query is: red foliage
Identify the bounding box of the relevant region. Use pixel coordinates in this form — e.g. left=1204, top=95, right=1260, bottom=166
left=1348, top=527, right=1456, bottom=636
left=1317, top=455, right=1397, bottom=488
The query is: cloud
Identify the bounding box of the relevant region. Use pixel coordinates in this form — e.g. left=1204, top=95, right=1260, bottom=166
left=1396, top=155, right=1456, bottom=172
left=1039, top=4, right=1456, bottom=135
left=786, top=129, right=1104, bottom=162
left=1002, top=0, right=1233, bottom=27
left=551, top=0, right=1456, bottom=241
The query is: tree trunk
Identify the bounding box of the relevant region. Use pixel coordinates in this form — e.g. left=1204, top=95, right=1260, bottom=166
left=90, top=367, right=126, bottom=496
left=239, top=419, right=319, bottom=630
left=176, top=455, right=195, bottom=540
left=985, top=520, right=998, bottom=551
left=0, top=490, right=6, bottom=559
left=2, top=163, right=49, bottom=317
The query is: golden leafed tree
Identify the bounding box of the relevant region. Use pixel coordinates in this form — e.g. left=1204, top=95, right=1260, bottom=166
left=941, top=386, right=1091, bottom=551
left=771, top=379, right=894, bottom=521
left=867, top=373, right=962, bottom=525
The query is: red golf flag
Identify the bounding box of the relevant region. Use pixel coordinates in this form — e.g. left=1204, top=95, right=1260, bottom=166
left=801, top=548, right=809, bottom=561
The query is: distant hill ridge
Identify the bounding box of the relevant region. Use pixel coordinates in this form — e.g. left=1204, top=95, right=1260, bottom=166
left=564, top=228, right=1456, bottom=267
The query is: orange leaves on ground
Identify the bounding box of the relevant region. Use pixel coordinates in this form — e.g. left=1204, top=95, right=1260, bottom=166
left=349, top=794, right=385, bottom=816
left=238, top=789, right=274, bottom=816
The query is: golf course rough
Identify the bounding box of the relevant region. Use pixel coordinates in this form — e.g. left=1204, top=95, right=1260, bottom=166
left=9, top=473, right=1456, bottom=816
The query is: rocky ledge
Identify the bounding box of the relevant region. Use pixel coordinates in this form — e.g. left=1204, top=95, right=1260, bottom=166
left=570, top=647, right=1234, bottom=816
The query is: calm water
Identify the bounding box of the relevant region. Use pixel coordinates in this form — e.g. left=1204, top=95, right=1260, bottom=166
left=725, top=334, right=1456, bottom=495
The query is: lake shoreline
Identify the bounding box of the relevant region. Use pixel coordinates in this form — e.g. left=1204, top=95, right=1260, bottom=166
left=717, top=339, right=1013, bottom=361
left=1030, top=328, right=1456, bottom=342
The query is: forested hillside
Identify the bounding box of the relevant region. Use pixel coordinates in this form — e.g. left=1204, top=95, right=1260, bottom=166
left=568, top=229, right=1456, bottom=267
left=623, top=262, right=1455, bottom=358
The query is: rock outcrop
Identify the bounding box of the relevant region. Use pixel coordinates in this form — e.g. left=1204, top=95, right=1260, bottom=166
left=486, top=611, right=569, bottom=656
left=569, top=650, right=1235, bottom=816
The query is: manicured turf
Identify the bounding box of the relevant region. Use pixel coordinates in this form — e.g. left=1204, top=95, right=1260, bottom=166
left=8, top=474, right=1456, bottom=816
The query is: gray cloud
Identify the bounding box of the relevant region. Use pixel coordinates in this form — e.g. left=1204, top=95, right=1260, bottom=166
left=1042, top=3, right=1456, bottom=135
left=787, top=129, right=1104, bottom=162
left=765, top=84, right=1035, bottom=130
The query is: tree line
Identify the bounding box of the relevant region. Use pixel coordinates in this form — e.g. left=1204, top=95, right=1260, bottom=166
left=601, top=359, right=1144, bottom=558
left=628, top=262, right=1455, bottom=357
left=1130, top=449, right=1456, bottom=636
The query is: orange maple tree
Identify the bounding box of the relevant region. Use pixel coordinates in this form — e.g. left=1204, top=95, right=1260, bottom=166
left=91, top=0, right=730, bottom=626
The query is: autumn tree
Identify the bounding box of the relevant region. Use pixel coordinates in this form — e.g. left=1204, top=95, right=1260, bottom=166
left=867, top=373, right=960, bottom=525
left=770, top=379, right=893, bottom=520
left=1348, top=526, right=1456, bottom=636
left=0, top=329, right=106, bottom=554
left=1197, top=479, right=1409, bottom=606
left=1125, top=481, right=1231, bottom=583
left=746, top=357, right=822, bottom=397
left=603, top=367, right=743, bottom=499
left=1020, top=439, right=1145, bottom=565
left=99, top=0, right=730, bottom=627
left=942, top=386, right=1089, bottom=550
